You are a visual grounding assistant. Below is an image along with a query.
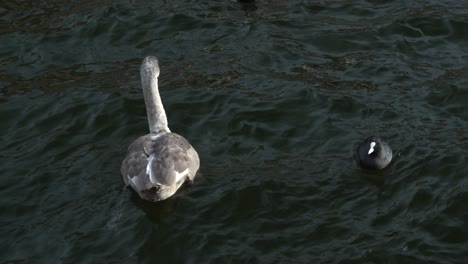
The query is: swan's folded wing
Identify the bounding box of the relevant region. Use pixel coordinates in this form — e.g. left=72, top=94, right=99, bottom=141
left=147, top=133, right=196, bottom=186
left=122, top=135, right=154, bottom=190
left=148, top=144, right=191, bottom=186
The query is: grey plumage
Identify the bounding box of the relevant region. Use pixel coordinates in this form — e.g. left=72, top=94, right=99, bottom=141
left=121, top=56, right=200, bottom=202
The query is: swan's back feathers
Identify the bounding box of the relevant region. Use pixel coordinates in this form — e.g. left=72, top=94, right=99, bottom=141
left=122, top=133, right=200, bottom=193
left=149, top=133, right=196, bottom=186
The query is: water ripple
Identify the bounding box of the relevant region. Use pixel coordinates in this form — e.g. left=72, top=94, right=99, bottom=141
left=1, top=0, right=468, bottom=263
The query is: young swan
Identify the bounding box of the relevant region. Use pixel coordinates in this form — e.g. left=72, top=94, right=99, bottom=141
left=121, top=56, right=200, bottom=202
left=355, top=136, right=392, bottom=170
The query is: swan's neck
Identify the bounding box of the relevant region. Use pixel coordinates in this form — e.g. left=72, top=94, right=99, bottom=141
left=141, top=73, right=170, bottom=134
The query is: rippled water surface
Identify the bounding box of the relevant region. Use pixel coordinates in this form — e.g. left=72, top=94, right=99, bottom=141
left=1, top=0, right=468, bottom=263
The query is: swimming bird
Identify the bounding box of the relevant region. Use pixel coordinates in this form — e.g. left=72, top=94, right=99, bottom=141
left=355, top=136, right=392, bottom=170
left=121, top=56, right=200, bottom=202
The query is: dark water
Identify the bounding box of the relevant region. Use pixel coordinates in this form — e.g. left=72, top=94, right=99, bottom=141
left=1, top=0, right=468, bottom=263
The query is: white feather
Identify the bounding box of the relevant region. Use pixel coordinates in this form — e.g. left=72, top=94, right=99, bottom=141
left=146, top=154, right=157, bottom=183
left=368, top=142, right=376, bottom=155
left=151, top=132, right=166, bottom=141
left=174, top=168, right=189, bottom=183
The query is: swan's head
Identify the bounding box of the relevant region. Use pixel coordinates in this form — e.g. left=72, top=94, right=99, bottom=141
left=141, top=56, right=160, bottom=78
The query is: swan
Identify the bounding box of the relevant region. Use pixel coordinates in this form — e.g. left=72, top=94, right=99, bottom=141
left=355, top=136, right=392, bottom=170
left=121, top=56, right=200, bottom=202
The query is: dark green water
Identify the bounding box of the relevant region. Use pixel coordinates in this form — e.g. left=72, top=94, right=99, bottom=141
left=1, top=0, right=468, bottom=263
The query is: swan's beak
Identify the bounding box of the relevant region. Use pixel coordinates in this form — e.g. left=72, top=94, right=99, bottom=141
left=368, top=142, right=376, bottom=155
